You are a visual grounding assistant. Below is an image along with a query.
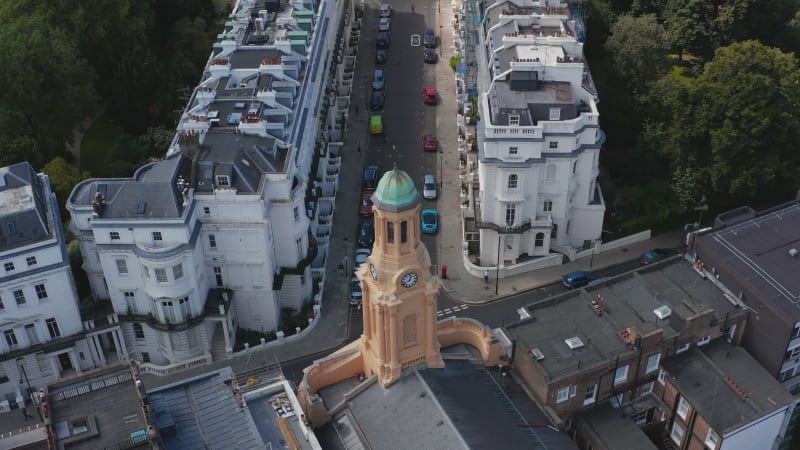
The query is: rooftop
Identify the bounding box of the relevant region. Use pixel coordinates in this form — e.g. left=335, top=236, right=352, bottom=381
left=663, top=339, right=795, bottom=434
left=576, top=402, right=658, bottom=450
left=506, top=260, right=741, bottom=382
left=694, top=200, right=800, bottom=315
left=46, top=364, right=154, bottom=450
left=0, top=162, right=51, bottom=251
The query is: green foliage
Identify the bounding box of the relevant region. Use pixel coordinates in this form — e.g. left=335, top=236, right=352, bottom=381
left=42, top=157, right=91, bottom=217
left=605, top=14, right=670, bottom=96
left=80, top=118, right=126, bottom=177
left=449, top=56, right=462, bottom=72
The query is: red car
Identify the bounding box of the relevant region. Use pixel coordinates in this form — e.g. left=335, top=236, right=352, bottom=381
left=359, top=191, right=374, bottom=216
left=423, top=134, right=437, bottom=152
left=423, top=87, right=438, bottom=105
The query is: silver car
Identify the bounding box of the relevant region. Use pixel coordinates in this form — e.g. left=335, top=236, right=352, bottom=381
left=423, top=175, right=437, bottom=200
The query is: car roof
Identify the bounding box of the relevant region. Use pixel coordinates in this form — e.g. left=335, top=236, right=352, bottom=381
left=424, top=87, right=436, bottom=93
left=424, top=174, right=434, bottom=182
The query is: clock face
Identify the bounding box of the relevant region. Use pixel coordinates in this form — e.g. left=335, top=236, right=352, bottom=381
left=370, top=263, right=378, bottom=280
left=400, top=272, right=419, bottom=288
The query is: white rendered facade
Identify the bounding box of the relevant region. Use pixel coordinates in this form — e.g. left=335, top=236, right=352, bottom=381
left=474, top=1, right=605, bottom=266
left=67, top=0, right=342, bottom=366
left=0, top=163, right=123, bottom=407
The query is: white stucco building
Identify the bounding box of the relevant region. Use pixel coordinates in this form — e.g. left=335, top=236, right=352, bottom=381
left=67, top=0, right=343, bottom=366
left=0, top=162, right=125, bottom=408
left=471, top=0, right=605, bottom=268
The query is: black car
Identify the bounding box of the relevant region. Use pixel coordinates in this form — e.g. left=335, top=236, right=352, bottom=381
left=371, top=91, right=385, bottom=111
left=362, top=165, right=379, bottom=190
left=377, top=31, right=390, bottom=48
left=640, top=248, right=679, bottom=265
left=423, top=49, right=438, bottom=64
left=358, top=221, right=375, bottom=247
left=423, top=29, right=436, bottom=48
left=375, top=49, right=386, bottom=64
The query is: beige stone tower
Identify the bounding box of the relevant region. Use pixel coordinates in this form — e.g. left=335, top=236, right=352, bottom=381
left=355, top=168, right=445, bottom=386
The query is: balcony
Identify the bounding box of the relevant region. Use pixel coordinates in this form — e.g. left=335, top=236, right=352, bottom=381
left=273, top=230, right=318, bottom=290
left=118, top=288, right=234, bottom=332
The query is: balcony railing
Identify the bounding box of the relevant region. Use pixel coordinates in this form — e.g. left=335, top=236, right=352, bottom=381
left=118, top=288, right=233, bottom=332
left=475, top=219, right=531, bottom=234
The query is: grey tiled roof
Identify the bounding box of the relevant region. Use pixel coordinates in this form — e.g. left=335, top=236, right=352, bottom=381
left=0, top=162, right=51, bottom=250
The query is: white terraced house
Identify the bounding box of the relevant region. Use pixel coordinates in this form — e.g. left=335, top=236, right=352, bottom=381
left=0, top=162, right=125, bottom=409
left=67, top=0, right=346, bottom=367
left=471, top=0, right=605, bottom=271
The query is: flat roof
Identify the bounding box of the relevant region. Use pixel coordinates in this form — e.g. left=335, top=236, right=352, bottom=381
left=695, top=201, right=800, bottom=315
left=663, top=340, right=795, bottom=434
left=576, top=402, right=658, bottom=450
left=507, top=260, right=741, bottom=381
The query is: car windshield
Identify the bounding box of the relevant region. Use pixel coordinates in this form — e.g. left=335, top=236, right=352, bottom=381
left=425, top=182, right=435, bottom=190
left=362, top=197, right=372, bottom=206
left=422, top=213, right=435, bottom=224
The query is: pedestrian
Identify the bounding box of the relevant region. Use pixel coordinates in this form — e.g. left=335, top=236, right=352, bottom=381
left=411, top=4, right=415, bottom=13
left=484, top=269, right=489, bottom=284
left=357, top=144, right=361, bottom=153
left=22, top=406, right=31, bottom=421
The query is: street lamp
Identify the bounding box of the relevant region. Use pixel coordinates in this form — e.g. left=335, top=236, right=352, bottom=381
left=495, top=233, right=502, bottom=295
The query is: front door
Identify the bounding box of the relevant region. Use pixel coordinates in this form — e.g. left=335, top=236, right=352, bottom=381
left=58, top=353, right=72, bottom=371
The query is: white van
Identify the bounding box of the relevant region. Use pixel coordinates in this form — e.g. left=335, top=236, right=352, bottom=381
left=380, top=3, right=391, bottom=17
left=423, top=175, right=437, bottom=200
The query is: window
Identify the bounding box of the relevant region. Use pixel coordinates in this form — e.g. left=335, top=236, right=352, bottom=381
left=4, top=330, right=18, bottom=349
left=116, top=259, right=128, bottom=275
left=387, top=222, right=395, bottom=243
left=203, top=206, right=211, bottom=216
left=110, top=231, right=120, bottom=240
left=26, top=256, right=37, bottom=267
left=640, top=381, right=654, bottom=396
left=154, top=268, right=168, bottom=283
left=551, top=223, right=558, bottom=239
left=705, top=428, right=719, bottom=449
left=569, top=385, right=577, bottom=398
left=614, top=365, right=629, bottom=385
left=509, top=146, right=518, bottom=155
left=631, top=409, right=650, bottom=426
left=0, top=295, right=4, bottom=310
left=172, top=264, right=184, bottom=280
left=676, top=343, right=690, bottom=353
left=786, top=346, right=800, bottom=361
left=33, top=284, right=47, bottom=300
left=25, top=324, right=39, bottom=345
left=557, top=386, right=569, bottom=403
left=14, top=289, right=26, bottom=305
left=179, top=297, right=190, bottom=320
left=676, top=396, right=690, bottom=420
left=141, top=264, right=150, bottom=280
left=124, top=291, right=136, bottom=313
left=507, top=174, right=518, bottom=189
left=505, top=204, right=516, bottom=226
left=549, top=107, right=561, bottom=121
left=401, top=221, right=408, bottom=243
left=572, top=161, right=578, bottom=173
left=133, top=323, right=145, bottom=340
left=645, top=353, right=660, bottom=374
left=163, top=301, right=176, bottom=323
left=549, top=141, right=558, bottom=149
left=583, top=384, right=597, bottom=405
left=658, top=368, right=666, bottom=385
left=566, top=220, right=571, bottom=234
left=141, top=352, right=151, bottom=363
left=214, top=266, right=223, bottom=287
left=294, top=206, right=300, bottom=221
left=46, top=318, right=61, bottom=338
left=670, top=422, right=684, bottom=445
left=4, top=262, right=15, bottom=272
left=152, top=232, right=162, bottom=242
left=216, top=175, right=229, bottom=186
left=535, top=233, right=544, bottom=247
left=697, top=335, right=711, bottom=346
left=509, top=114, right=520, bottom=126
left=208, top=234, right=217, bottom=248
left=543, top=200, right=553, bottom=212
left=7, top=222, right=16, bottom=234
left=545, top=164, right=556, bottom=183
left=780, top=367, right=796, bottom=382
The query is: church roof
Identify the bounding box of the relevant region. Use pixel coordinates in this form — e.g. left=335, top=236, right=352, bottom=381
left=372, top=167, right=420, bottom=212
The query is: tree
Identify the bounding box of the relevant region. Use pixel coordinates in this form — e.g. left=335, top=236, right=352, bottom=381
left=605, top=14, right=670, bottom=96
left=664, top=0, right=716, bottom=60
left=42, top=157, right=91, bottom=218
left=663, top=41, right=800, bottom=202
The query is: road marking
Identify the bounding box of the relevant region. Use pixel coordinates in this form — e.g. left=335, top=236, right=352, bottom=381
left=411, top=34, right=421, bottom=47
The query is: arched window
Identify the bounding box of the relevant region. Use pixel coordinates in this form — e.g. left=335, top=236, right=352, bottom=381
left=133, top=323, right=144, bottom=340
left=535, top=233, right=545, bottom=247
left=545, top=164, right=556, bottom=183
left=507, top=174, right=518, bottom=189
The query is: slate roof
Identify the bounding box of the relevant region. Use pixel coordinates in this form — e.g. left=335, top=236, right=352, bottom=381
left=0, top=162, right=51, bottom=250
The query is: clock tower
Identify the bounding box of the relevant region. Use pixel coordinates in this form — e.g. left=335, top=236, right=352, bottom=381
left=356, top=168, right=444, bottom=386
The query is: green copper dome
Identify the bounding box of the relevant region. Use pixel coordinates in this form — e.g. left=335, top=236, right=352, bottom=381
left=372, top=167, right=420, bottom=212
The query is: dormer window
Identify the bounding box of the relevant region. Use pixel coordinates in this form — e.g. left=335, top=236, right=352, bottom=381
left=549, top=107, right=561, bottom=121
left=215, top=175, right=230, bottom=186
left=509, top=114, right=520, bottom=126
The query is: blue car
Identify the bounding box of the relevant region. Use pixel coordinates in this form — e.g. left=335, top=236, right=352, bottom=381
left=421, top=209, right=438, bottom=234
left=561, top=271, right=597, bottom=289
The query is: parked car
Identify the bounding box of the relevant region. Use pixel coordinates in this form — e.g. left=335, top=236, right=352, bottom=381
left=372, top=69, right=385, bottom=90
left=423, top=49, right=438, bottom=64
left=379, top=3, right=391, bottom=17
left=369, top=114, right=383, bottom=135
left=360, top=191, right=374, bottom=216
left=640, top=248, right=679, bottom=265
left=350, top=277, right=363, bottom=305
left=423, top=87, right=437, bottom=105
left=377, top=31, right=390, bottom=48
left=421, top=209, right=439, bottom=234
left=362, top=165, right=379, bottom=190
left=378, top=17, right=391, bottom=31
left=423, top=29, right=436, bottom=48
left=423, top=134, right=437, bottom=152
left=358, top=221, right=375, bottom=247
left=371, top=91, right=385, bottom=111
left=423, top=175, right=437, bottom=200
left=375, top=49, right=387, bottom=64
left=561, top=271, right=597, bottom=289
left=354, top=248, right=371, bottom=270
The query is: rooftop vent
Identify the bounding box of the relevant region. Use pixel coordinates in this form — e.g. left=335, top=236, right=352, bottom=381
left=564, top=337, right=584, bottom=350
left=530, top=348, right=545, bottom=360
left=654, top=305, right=672, bottom=320
left=790, top=248, right=799, bottom=258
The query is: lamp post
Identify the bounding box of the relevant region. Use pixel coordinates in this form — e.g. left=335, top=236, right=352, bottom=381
left=19, top=365, right=43, bottom=422
left=495, top=233, right=502, bottom=295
